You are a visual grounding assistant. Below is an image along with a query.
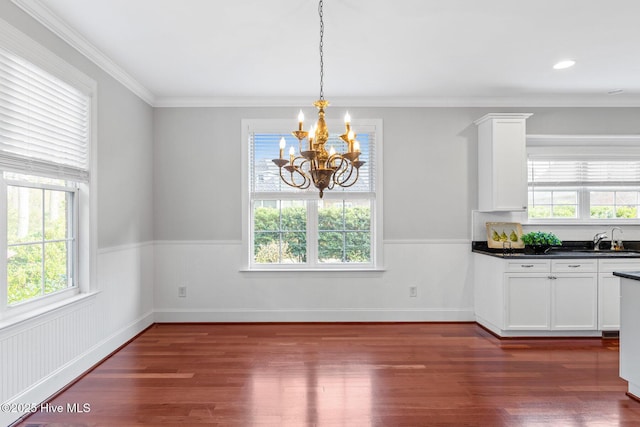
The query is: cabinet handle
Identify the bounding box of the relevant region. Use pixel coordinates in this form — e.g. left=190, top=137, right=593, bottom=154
left=548, top=276, right=557, bottom=280
left=567, top=264, right=581, bottom=268
left=521, top=264, right=535, bottom=268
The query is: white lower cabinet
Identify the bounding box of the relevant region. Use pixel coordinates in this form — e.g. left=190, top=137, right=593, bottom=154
left=551, top=273, right=598, bottom=330
left=504, top=264, right=597, bottom=332
left=505, top=273, right=550, bottom=329
left=597, top=259, right=640, bottom=331
left=598, top=274, right=620, bottom=330
left=474, top=254, right=600, bottom=337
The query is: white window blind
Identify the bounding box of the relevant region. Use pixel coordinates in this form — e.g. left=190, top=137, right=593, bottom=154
left=250, top=130, right=375, bottom=195
left=528, top=160, right=640, bottom=187
left=0, top=46, right=90, bottom=182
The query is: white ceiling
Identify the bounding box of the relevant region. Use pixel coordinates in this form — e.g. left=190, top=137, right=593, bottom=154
left=14, top=0, right=640, bottom=107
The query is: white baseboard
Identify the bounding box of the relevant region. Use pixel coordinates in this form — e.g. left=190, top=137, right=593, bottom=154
left=628, top=382, right=640, bottom=400
left=2, top=311, right=154, bottom=427
left=154, top=308, right=475, bottom=323
left=476, top=316, right=603, bottom=338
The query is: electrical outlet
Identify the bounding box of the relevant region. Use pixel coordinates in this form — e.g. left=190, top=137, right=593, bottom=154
left=409, top=286, right=417, bottom=297
left=178, top=286, right=187, bottom=298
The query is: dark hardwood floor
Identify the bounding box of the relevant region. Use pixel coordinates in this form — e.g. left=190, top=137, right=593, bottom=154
left=14, top=322, right=640, bottom=426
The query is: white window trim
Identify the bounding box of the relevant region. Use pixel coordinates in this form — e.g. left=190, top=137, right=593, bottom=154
left=0, top=19, right=97, bottom=324
left=241, top=118, right=384, bottom=271
left=526, top=134, right=640, bottom=225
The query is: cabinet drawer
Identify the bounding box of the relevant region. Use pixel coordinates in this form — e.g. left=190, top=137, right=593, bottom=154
left=551, top=259, right=597, bottom=273
left=598, top=259, right=640, bottom=273
left=505, top=260, right=550, bottom=272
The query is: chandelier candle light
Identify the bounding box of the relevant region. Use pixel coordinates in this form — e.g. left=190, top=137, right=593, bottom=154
left=272, top=0, right=364, bottom=198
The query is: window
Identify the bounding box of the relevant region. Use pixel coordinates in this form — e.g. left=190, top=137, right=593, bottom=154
left=242, top=119, right=383, bottom=270
left=3, top=174, right=77, bottom=305
left=527, top=136, right=640, bottom=222
left=0, top=23, right=95, bottom=319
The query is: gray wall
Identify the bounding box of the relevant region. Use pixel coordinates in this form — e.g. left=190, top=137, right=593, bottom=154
left=97, top=78, right=154, bottom=247
left=153, top=106, right=640, bottom=242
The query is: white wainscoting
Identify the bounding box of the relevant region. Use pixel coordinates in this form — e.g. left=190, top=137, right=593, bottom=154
left=154, top=239, right=475, bottom=323
left=0, top=242, right=154, bottom=426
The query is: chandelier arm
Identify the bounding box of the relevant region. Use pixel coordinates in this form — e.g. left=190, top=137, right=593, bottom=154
left=298, top=176, right=312, bottom=189
left=332, top=159, right=356, bottom=185
left=292, top=158, right=313, bottom=189
left=335, top=166, right=360, bottom=188
left=278, top=167, right=305, bottom=189
left=279, top=158, right=312, bottom=189
left=334, top=159, right=364, bottom=188
left=287, top=169, right=312, bottom=189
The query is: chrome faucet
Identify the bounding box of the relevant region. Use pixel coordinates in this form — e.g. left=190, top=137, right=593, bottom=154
left=593, top=232, right=608, bottom=251
left=611, top=227, right=624, bottom=250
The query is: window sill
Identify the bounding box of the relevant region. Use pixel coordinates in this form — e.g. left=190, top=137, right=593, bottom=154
left=0, top=291, right=100, bottom=333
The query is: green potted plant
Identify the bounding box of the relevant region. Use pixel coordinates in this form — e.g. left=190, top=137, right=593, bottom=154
left=521, top=231, right=562, bottom=254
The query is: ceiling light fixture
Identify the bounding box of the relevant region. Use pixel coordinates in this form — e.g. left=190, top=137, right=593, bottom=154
left=553, top=60, right=576, bottom=70
left=272, top=0, right=363, bottom=198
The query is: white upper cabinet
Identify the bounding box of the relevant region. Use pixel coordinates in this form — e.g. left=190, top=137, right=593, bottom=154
left=475, top=113, right=532, bottom=211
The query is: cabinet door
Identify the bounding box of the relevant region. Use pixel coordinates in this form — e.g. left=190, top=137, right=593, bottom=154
left=505, top=274, right=550, bottom=330
left=598, top=259, right=640, bottom=331
left=491, top=119, right=527, bottom=211
left=475, top=114, right=531, bottom=211
left=551, top=273, right=598, bottom=330
left=599, top=273, right=621, bottom=330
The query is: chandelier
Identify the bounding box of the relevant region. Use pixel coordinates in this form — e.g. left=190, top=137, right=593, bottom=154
left=272, top=0, right=364, bottom=198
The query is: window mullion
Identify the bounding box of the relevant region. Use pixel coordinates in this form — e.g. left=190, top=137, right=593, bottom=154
left=580, top=187, right=589, bottom=219
left=41, top=189, right=46, bottom=297
left=307, top=200, right=318, bottom=267
left=278, top=201, right=284, bottom=263
left=342, top=202, right=347, bottom=262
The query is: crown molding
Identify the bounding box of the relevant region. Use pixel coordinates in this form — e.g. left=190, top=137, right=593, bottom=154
left=154, top=95, right=640, bottom=108
left=474, top=113, right=533, bottom=125
left=153, top=96, right=314, bottom=108
left=11, top=0, right=156, bottom=106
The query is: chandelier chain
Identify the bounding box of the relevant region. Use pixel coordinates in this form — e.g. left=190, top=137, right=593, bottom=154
left=272, top=0, right=364, bottom=198
left=318, top=0, right=324, bottom=100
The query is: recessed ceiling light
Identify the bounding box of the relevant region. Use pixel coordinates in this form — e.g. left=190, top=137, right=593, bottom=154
left=553, top=60, right=576, bottom=70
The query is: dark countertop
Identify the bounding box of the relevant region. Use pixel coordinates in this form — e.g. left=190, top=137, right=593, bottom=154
left=472, top=241, right=640, bottom=259
left=613, top=271, right=640, bottom=280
